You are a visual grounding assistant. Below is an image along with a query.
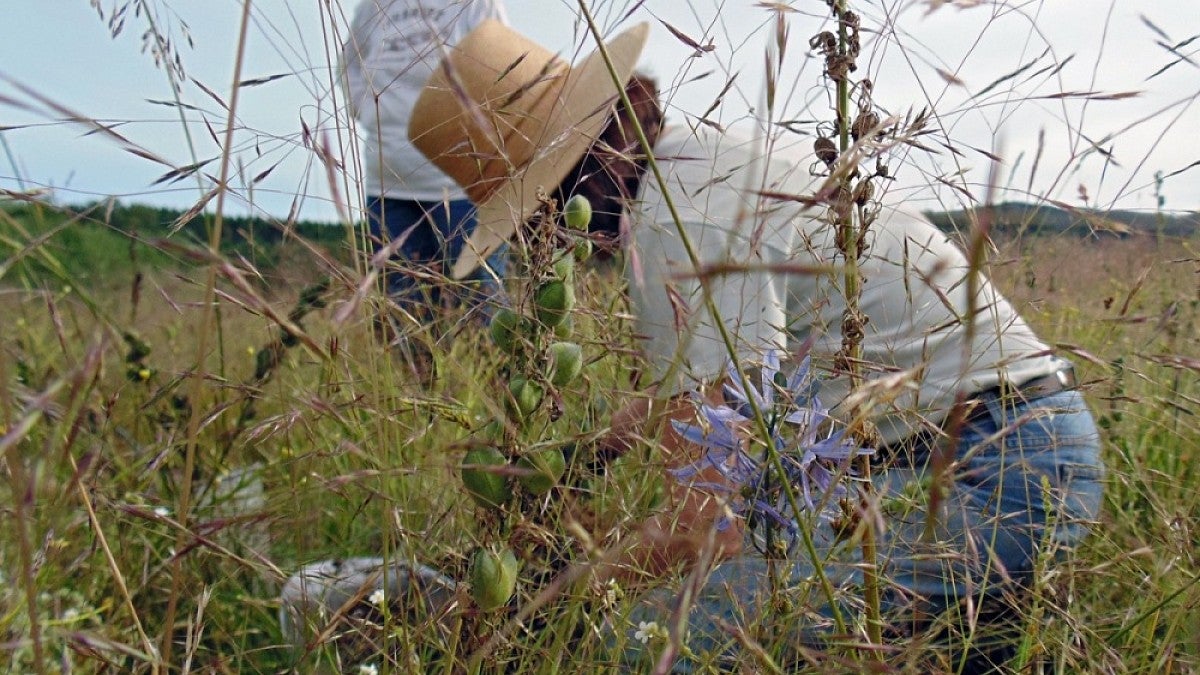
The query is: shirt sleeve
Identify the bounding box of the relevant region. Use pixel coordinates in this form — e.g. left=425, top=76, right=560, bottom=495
left=628, top=130, right=799, bottom=392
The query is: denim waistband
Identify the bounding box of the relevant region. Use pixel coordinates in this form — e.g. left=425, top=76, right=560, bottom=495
left=883, top=363, right=1080, bottom=461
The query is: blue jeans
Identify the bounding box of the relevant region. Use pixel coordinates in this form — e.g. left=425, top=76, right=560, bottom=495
left=366, top=195, right=507, bottom=322
left=624, top=387, right=1105, bottom=670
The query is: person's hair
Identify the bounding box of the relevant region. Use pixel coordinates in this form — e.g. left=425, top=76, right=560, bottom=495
left=553, top=74, right=663, bottom=248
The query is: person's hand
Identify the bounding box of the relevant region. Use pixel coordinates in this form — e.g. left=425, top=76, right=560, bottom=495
left=593, top=386, right=745, bottom=585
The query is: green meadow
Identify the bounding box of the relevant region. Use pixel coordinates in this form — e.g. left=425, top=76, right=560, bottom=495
left=3, top=1, right=1199, bottom=672
left=1, top=197, right=1197, bottom=672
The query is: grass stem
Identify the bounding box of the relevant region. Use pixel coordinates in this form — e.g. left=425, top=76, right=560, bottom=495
left=162, top=0, right=256, bottom=667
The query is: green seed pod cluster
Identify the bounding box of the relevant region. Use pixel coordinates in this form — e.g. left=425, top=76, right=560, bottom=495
left=564, top=194, right=595, bottom=265
left=462, top=194, right=596, bottom=608
left=482, top=194, right=591, bottom=409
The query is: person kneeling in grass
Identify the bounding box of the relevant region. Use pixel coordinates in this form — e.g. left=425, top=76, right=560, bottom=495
left=558, top=73, right=1105, bottom=670
left=282, top=19, right=1105, bottom=672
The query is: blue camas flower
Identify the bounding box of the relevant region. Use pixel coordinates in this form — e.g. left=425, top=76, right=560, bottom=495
left=668, top=350, right=872, bottom=551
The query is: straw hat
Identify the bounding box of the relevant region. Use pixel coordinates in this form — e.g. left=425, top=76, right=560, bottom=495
left=407, top=19, right=649, bottom=279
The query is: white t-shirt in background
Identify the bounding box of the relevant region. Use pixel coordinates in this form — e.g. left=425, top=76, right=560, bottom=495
left=342, top=0, right=508, bottom=201
left=629, top=126, right=1061, bottom=444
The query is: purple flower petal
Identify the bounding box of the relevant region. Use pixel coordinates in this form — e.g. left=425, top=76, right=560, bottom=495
left=722, top=365, right=754, bottom=411
left=810, top=429, right=874, bottom=460
left=783, top=406, right=828, bottom=429
left=703, top=404, right=748, bottom=428
left=751, top=499, right=798, bottom=534
left=667, top=349, right=879, bottom=536
left=760, top=350, right=780, bottom=408
left=671, top=418, right=739, bottom=452
left=666, top=462, right=702, bottom=481
left=786, top=357, right=811, bottom=399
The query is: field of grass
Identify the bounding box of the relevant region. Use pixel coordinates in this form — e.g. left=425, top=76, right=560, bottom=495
left=1, top=193, right=1198, bottom=673
left=3, top=1, right=1200, bottom=672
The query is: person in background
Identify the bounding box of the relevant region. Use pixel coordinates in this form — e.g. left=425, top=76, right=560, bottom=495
left=288, top=17, right=1105, bottom=672
left=443, top=60, right=1104, bottom=668
left=549, top=75, right=1106, bottom=671
left=342, top=0, right=509, bottom=336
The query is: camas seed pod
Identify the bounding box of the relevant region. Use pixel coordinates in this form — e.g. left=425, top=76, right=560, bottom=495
left=553, top=314, right=575, bottom=339
left=534, top=279, right=575, bottom=327
left=470, top=545, right=518, bottom=612
left=489, top=308, right=528, bottom=353
left=508, top=377, right=545, bottom=419
left=553, top=252, right=575, bottom=282
left=460, top=447, right=511, bottom=510
left=851, top=111, right=881, bottom=141
left=852, top=179, right=874, bottom=206
left=564, top=194, right=593, bottom=231
left=573, top=239, right=593, bottom=263
left=516, top=447, right=566, bottom=495
left=547, top=341, right=583, bottom=386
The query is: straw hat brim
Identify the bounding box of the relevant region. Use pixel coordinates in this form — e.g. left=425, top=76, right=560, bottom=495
left=450, top=23, right=649, bottom=280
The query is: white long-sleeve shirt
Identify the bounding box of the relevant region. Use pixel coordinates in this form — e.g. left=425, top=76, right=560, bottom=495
left=629, top=126, right=1061, bottom=444
left=342, top=0, right=507, bottom=200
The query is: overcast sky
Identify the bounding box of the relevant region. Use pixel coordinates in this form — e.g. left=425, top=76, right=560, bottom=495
left=2, top=1, right=1198, bottom=223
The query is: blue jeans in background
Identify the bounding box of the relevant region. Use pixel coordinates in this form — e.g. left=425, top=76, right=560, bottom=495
left=366, top=195, right=507, bottom=323
left=623, top=387, right=1106, bottom=671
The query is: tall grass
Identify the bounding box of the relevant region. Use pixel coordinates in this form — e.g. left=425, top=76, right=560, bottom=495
left=2, top=1, right=1198, bottom=673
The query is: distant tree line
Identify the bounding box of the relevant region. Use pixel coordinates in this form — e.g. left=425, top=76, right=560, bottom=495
left=68, top=200, right=350, bottom=249
left=0, top=198, right=354, bottom=284
left=923, top=201, right=1199, bottom=238
left=5, top=197, right=1195, bottom=287
left=3, top=196, right=350, bottom=254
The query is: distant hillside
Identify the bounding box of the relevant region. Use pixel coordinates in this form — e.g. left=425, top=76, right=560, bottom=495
left=5, top=197, right=1196, bottom=288
left=923, top=201, right=1199, bottom=238
left=0, top=199, right=350, bottom=285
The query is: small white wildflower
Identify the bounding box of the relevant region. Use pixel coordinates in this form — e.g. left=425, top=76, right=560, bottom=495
left=153, top=506, right=170, bottom=518
left=357, top=664, right=379, bottom=675
left=634, top=620, right=661, bottom=644
left=368, top=588, right=386, bottom=607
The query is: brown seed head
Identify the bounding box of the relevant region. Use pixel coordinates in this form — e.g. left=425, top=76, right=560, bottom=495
left=814, top=137, right=838, bottom=165
left=852, top=111, right=881, bottom=141
left=853, top=179, right=874, bottom=206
